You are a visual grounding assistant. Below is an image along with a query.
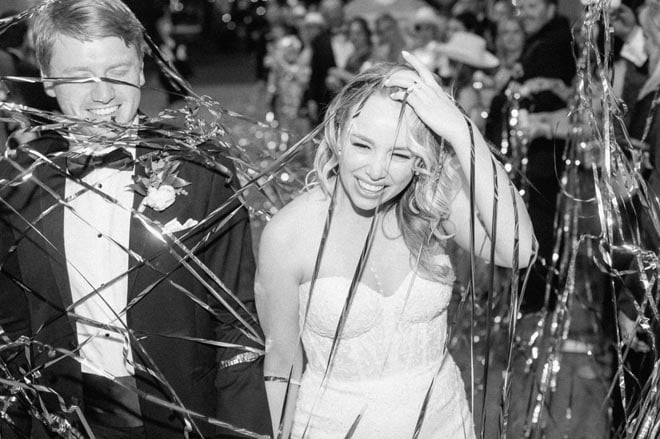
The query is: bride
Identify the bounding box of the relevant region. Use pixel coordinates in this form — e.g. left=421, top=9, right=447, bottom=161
left=255, top=52, right=536, bottom=438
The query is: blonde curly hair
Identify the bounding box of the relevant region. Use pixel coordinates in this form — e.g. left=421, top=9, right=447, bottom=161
left=312, top=63, right=462, bottom=279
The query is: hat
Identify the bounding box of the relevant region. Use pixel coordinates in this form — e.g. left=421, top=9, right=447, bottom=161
left=302, top=11, right=326, bottom=27
left=413, top=6, right=442, bottom=27
left=437, top=31, right=499, bottom=69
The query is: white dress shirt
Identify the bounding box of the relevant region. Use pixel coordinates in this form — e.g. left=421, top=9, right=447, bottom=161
left=64, top=153, right=135, bottom=377
left=331, top=32, right=354, bottom=70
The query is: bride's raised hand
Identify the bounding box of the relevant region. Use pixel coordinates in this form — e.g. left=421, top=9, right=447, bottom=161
left=384, top=51, right=468, bottom=144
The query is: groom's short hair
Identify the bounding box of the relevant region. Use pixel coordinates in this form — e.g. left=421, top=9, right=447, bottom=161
left=32, top=0, right=147, bottom=75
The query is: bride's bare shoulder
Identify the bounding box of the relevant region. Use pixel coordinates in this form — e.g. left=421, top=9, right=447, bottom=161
left=259, top=186, right=329, bottom=245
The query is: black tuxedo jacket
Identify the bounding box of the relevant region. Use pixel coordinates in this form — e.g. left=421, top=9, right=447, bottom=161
left=0, top=132, right=270, bottom=438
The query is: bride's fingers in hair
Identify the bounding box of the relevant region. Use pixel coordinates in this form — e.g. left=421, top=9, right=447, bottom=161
left=386, top=77, right=421, bottom=101
left=384, top=68, right=417, bottom=89
left=385, top=72, right=453, bottom=113
left=385, top=79, right=465, bottom=140
left=401, top=51, right=436, bottom=85
left=399, top=52, right=456, bottom=104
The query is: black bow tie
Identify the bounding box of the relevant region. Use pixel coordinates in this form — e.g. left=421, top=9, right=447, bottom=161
left=66, top=148, right=134, bottom=178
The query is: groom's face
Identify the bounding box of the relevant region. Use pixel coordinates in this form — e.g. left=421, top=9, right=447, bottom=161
left=43, top=33, right=145, bottom=144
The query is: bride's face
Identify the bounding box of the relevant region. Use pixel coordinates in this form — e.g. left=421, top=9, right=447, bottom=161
left=337, top=94, right=416, bottom=213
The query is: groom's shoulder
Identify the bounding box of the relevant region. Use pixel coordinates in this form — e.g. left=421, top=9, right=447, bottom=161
left=3, top=131, right=68, bottom=166
left=0, top=132, right=67, bottom=203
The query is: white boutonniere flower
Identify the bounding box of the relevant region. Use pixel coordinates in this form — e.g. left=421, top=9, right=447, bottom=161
left=130, top=154, right=191, bottom=212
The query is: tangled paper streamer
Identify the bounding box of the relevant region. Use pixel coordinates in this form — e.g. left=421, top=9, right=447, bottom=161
left=489, top=1, right=660, bottom=438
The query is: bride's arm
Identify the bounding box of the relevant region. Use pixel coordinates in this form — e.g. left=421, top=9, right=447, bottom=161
left=255, top=211, right=304, bottom=437
left=386, top=51, right=536, bottom=268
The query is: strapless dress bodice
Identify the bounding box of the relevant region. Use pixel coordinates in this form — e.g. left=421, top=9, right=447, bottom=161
left=292, top=258, right=475, bottom=438
left=298, top=264, right=454, bottom=380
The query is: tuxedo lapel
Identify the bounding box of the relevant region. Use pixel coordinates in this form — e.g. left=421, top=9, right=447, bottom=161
left=127, top=144, right=149, bottom=300
left=36, top=159, right=75, bottom=324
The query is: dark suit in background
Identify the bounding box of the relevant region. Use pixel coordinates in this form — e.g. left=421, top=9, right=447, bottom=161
left=486, top=13, right=576, bottom=312
left=307, top=29, right=336, bottom=125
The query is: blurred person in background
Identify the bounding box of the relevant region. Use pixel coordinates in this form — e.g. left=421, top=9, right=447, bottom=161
left=321, top=0, right=354, bottom=72
left=485, top=4, right=612, bottom=437
left=409, top=6, right=447, bottom=75
left=326, top=16, right=373, bottom=93
left=261, top=4, right=301, bottom=106
left=300, top=11, right=336, bottom=125
left=155, top=7, right=193, bottom=106
left=433, top=29, right=502, bottom=310
left=371, top=13, right=407, bottom=64
left=491, top=14, right=526, bottom=93
left=437, top=31, right=499, bottom=140
left=0, top=10, right=58, bottom=113
left=487, top=0, right=515, bottom=25
left=611, top=0, right=648, bottom=127
left=451, top=0, right=495, bottom=44
left=266, top=34, right=310, bottom=134
left=628, top=0, right=660, bottom=194
left=612, top=4, right=660, bottom=433
left=0, top=10, right=58, bottom=152
left=486, top=0, right=576, bottom=314
left=474, top=14, right=526, bottom=136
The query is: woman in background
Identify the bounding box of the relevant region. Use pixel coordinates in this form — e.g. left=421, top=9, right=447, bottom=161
left=326, top=17, right=373, bottom=93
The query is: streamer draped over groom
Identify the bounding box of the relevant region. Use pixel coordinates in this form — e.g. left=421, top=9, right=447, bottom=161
left=0, top=1, right=270, bottom=438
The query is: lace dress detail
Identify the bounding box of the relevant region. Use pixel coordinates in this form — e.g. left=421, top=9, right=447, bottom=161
left=293, top=256, right=475, bottom=438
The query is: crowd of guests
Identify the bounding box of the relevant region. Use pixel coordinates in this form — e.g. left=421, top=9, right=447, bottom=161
left=261, top=0, right=525, bottom=135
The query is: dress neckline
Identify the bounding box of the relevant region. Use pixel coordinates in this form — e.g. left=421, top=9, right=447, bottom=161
left=300, top=271, right=428, bottom=299
left=299, top=255, right=452, bottom=298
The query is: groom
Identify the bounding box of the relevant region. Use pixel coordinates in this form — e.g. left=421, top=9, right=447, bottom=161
left=0, top=1, right=269, bottom=438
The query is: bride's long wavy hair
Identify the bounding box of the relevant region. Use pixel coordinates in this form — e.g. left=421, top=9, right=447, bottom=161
left=311, top=63, right=462, bottom=279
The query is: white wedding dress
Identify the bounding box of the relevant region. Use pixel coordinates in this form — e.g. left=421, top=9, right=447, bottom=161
left=293, top=256, right=475, bottom=439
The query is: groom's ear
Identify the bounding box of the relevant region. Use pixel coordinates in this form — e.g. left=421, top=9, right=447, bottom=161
left=42, top=70, right=56, bottom=98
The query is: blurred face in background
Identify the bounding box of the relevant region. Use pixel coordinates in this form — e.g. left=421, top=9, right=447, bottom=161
left=446, top=17, right=466, bottom=39
left=490, top=1, right=513, bottom=22
left=348, top=20, right=370, bottom=50
left=497, top=17, right=525, bottom=55
left=321, top=0, right=344, bottom=30
left=519, top=0, right=555, bottom=36
left=376, top=16, right=397, bottom=43
left=414, top=22, right=440, bottom=46
left=300, top=22, right=323, bottom=44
